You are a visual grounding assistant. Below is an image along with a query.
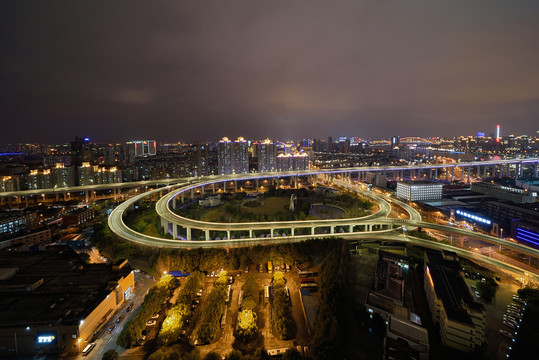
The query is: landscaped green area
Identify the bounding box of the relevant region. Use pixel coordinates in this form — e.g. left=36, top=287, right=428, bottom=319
left=124, top=203, right=171, bottom=238
left=175, top=186, right=374, bottom=223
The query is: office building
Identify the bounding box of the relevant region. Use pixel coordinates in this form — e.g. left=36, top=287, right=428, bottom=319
left=424, top=250, right=486, bottom=352
left=217, top=137, right=248, bottom=175
left=471, top=182, right=536, bottom=204
left=366, top=172, right=387, bottom=188
left=396, top=181, right=442, bottom=201
left=0, top=246, right=134, bottom=356
left=256, top=139, right=277, bottom=172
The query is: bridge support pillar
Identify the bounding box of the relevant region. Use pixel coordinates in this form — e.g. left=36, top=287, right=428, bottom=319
left=190, top=189, right=194, bottom=199
left=270, top=229, right=274, bottom=238
left=255, top=179, right=259, bottom=192
left=226, top=231, right=230, bottom=240
left=161, top=217, right=167, bottom=232
left=172, top=197, right=176, bottom=209
left=201, top=186, right=205, bottom=196
left=311, top=227, right=315, bottom=235
left=435, top=168, right=438, bottom=179
left=212, top=183, right=215, bottom=194
left=291, top=228, right=295, bottom=236
left=85, top=191, right=89, bottom=203
left=186, top=227, right=192, bottom=241
left=349, top=225, right=353, bottom=233
left=467, top=166, right=471, bottom=184
left=181, top=193, right=185, bottom=203
left=205, top=230, right=210, bottom=241
left=330, top=226, right=334, bottom=234
left=234, top=181, right=237, bottom=192
left=173, top=224, right=177, bottom=239
left=249, top=230, right=253, bottom=238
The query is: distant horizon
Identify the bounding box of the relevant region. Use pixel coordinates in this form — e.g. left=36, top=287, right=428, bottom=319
left=1, top=129, right=538, bottom=147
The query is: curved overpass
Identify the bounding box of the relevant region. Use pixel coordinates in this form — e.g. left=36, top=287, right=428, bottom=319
left=155, top=176, right=393, bottom=238
left=107, top=167, right=539, bottom=279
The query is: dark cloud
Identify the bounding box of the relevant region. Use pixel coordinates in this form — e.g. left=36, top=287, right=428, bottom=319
left=1, top=0, right=538, bottom=143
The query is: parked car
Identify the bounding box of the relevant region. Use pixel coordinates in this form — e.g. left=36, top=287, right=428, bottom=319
left=107, top=326, right=115, bottom=333
left=503, top=321, right=516, bottom=329
left=151, top=313, right=159, bottom=319
left=146, top=320, right=157, bottom=326
left=115, top=315, right=124, bottom=323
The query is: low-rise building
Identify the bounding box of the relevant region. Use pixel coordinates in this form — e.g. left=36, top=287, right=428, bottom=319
left=471, top=181, right=536, bottom=204
left=0, top=228, right=51, bottom=251
left=62, top=207, right=95, bottom=226
left=424, top=250, right=486, bottom=352
left=0, top=246, right=134, bottom=356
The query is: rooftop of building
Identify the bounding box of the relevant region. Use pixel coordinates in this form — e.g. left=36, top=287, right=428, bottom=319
left=62, top=207, right=93, bottom=216
left=0, top=246, right=131, bottom=328
left=399, top=180, right=442, bottom=186
left=425, top=250, right=484, bottom=326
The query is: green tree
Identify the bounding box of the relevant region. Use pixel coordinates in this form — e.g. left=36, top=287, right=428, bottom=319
left=273, top=271, right=285, bottom=288
left=236, top=309, right=258, bottom=341
left=476, top=278, right=498, bottom=303
left=102, top=349, right=119, bottom=360
left=283, top=348, right=303, bottom=360
left=203, top=352, right=221, bottom=360
left=225, top=350, right=243, bottom=360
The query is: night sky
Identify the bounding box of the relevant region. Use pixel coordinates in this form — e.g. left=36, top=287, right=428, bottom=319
left=2, top=1, right=539, bottom=144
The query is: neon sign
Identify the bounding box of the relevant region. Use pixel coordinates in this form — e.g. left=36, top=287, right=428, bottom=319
left=455, top=210, right=491, bottom=225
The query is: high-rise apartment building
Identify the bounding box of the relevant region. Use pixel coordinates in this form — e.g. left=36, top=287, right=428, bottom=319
left=191, top=143, right=209, bottom=177
left=256, top=139, right=277, bottom=172
left=218, top=137, right=248, bottom=175
left=125, top=140, right=157, bottom=165
left=276, top=152, right=309, bottom=171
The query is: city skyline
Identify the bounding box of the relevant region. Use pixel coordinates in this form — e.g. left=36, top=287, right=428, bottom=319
left=2, top=1, right=539, bottom=144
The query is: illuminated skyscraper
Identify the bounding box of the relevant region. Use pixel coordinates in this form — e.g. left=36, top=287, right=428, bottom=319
left=218, top=137, right=248, bottom=174
left=257, top=139, right=277, bottom=172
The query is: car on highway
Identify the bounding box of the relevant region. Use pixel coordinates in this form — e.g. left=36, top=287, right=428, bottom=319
left=499, top=329, right=513, bottom=339
left=115, top=315, right=124, bottom=323
left=146, top=320, right=157, bottom=326
left=125, top=303, right=133, bottom=312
